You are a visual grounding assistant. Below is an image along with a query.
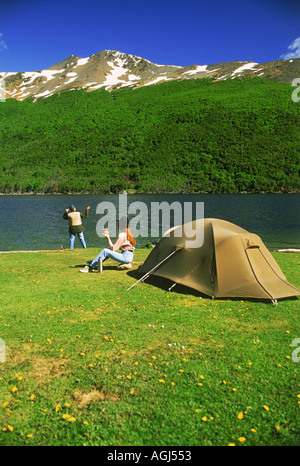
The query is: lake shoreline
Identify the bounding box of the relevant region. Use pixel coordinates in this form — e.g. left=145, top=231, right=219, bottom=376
left=0, top=190, right=299, bottom=196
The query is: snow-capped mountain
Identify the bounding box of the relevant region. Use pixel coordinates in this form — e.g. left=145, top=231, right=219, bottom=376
left=1, top=50, right=299, bottom=101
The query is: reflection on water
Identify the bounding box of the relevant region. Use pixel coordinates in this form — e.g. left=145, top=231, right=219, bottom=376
left=0, top=193, right=299, bottom=251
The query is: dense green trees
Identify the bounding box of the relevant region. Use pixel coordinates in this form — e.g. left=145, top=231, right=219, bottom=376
left=0, top=77, right=299, bottom=193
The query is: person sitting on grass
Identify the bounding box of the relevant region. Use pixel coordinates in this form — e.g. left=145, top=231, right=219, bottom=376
left=80, top=217, right=136, bottom=273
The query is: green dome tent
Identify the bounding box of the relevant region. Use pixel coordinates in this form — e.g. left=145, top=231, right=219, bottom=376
left=129, top=218, right=300, bottom=303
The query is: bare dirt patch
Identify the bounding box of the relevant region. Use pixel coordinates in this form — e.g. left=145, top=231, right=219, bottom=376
left=74, top=388, right=120, bottom=408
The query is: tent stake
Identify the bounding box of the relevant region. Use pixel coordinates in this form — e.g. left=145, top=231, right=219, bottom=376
left=127, top=250, right=178, bottom=291
left=168, top=283, right=176, bottom=291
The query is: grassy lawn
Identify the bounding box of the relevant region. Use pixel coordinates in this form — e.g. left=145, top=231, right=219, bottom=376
left=0, top=248, right=299, bottom=446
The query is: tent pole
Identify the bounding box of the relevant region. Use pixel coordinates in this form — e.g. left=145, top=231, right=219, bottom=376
left=127, top=250, right=178, bottom=291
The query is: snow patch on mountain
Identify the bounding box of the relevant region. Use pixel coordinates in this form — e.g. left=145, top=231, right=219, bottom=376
left=104, top=60, right=128, bottom=85
left=144, top=75, right=173, bottom=86
left=77, top=57, right=89, bottom=67
left=183, top=65, right=209, bottom=75
left=232, top=62, right=259, bottom=75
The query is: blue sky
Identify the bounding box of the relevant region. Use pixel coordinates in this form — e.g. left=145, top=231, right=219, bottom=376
left=0, top=0, right=300, bottom=71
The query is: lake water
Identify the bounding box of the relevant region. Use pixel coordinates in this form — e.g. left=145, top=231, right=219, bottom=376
left=0, top=193, right=299, bottom=251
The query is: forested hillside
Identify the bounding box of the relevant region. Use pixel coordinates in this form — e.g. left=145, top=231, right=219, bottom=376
left=0, top=77, right=299, bottom=194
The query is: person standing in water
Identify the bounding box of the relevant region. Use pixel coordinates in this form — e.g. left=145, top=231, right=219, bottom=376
left=63, top=204, right=90, bottom=249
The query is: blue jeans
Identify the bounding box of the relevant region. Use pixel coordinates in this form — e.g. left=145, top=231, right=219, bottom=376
left=69, top=232, right=87, bottom=249
left=89, top=248, right=133, bottom=269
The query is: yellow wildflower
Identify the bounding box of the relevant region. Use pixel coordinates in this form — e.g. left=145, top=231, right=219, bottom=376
left=237, top=412, right=244, bottom=420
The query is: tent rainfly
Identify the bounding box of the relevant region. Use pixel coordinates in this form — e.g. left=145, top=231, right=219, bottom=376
left=130, top=218, right=300, bottom=303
